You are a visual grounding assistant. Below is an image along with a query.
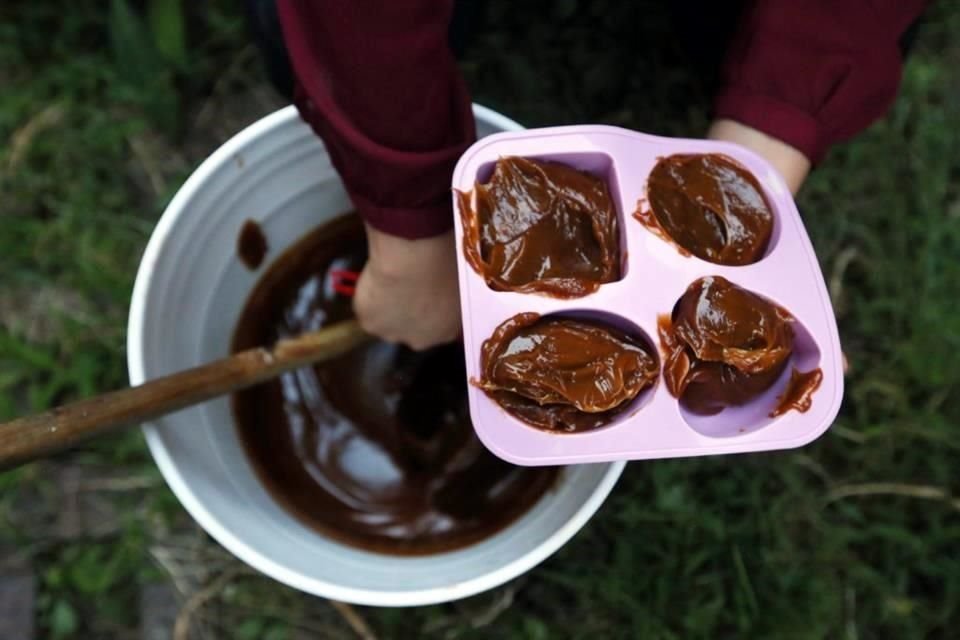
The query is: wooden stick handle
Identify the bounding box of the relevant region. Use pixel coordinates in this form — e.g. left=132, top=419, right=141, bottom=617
left=0, top=320, right=370, bottom=470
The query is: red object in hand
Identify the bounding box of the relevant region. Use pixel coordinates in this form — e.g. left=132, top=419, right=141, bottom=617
left=330, top=269, right=359, bottom=297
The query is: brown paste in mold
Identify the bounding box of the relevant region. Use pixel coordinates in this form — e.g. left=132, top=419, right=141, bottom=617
left=659, top=276, right=821, bottom=417
left=477, top=313, right=659, bottom=433
left=457, top=156, right=620, bottom=298
left=637, top=153, right=773, bottom=265
left=770, top=367, right=824, bottom=417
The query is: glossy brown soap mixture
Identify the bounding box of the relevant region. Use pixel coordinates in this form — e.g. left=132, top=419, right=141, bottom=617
left=457, top=156, right=620, bottom=298
left=232, top=215, right=558, bottom=554
left=659, top=276, right=821, bottom=417
left=638, top=154, right=774, bottom=265
left=477, top=313, right=659, bottom=432
left=771, top=367, right=824, bottom=417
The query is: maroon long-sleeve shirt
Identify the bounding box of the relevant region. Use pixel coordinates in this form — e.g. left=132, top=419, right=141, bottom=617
left=277, top=0, right=926, bottom=240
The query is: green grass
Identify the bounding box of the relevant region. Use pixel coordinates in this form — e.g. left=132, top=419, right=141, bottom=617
left=1, top=1, right=958, bottom=638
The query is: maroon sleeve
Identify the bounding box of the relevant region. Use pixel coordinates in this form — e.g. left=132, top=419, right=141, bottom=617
left=276, top=0, right=475, bottom=239
left=714, top=0, right=927, bottom=163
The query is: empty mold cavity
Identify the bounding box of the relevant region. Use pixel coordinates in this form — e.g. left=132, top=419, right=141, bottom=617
left=479, top=309, right=659, bottom=434
left=466, top=152, right=629, bottom=288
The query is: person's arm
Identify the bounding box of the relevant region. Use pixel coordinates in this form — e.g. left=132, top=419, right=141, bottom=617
left=708, top=119, right=810, bottom=194
left=708, top=0, right=928, bottom=192
left=277, top=0, right=473, bottom=349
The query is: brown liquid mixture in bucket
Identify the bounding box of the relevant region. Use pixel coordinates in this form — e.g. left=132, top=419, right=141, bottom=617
left=231, top=215, right=559, bottom=555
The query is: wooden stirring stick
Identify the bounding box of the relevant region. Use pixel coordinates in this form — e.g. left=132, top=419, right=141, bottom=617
left=0, top=319, right=370, bottom=471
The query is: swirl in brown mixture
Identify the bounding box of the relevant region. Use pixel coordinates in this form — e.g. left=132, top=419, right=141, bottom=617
left=232, top=215, right=558, bottom=555
left=637, top=154, right=774, bottom=265
left=477, top=314, right=659, bottom=432
left=457, top=156, right=620, bottom=298
left=659, top=276, right=794, bottom=415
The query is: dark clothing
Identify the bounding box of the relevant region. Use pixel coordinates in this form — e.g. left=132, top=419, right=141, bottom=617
left=261, top=0, right=927, bottom=239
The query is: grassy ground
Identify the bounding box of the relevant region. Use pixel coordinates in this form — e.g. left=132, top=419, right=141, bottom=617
left=1, top=1, right=958, bottom=638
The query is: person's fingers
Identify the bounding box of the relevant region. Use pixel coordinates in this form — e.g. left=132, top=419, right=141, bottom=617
left=351, top=254, right=461, bottom=349
left=352, top=282, right=385, bottom=338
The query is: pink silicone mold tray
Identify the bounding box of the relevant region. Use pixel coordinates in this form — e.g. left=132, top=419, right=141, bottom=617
left=452, top=125, right=844, bottom=466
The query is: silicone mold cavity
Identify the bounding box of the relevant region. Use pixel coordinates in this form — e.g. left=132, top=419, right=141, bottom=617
left=468, top=150, right=629, bottom=286
left=476, top=308, right=660, bottom=435
left=674, top=289, right=823, bottom=439
left=635, top=154, right=784, bottom=265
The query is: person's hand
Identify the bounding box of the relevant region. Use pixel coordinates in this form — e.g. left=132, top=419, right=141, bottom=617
left=707, top=119, right=811, bottom=195
left=353, top=223, right=461, bottom=350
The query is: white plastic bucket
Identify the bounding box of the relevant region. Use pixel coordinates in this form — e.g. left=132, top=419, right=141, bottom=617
left=127, top=105, right=625, bottom=607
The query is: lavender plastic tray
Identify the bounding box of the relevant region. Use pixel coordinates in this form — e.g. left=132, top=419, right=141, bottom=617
left=451, top=125, right=844, bottom=466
